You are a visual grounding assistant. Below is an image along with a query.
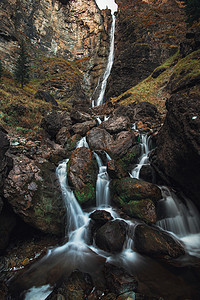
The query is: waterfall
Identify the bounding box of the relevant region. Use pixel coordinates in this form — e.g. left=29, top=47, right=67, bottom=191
left=56, top=160, right=89, bottom=241
left=76, top=136, right=89, bottom=148
left=92, top=0, right=117, bottom=107
left=94, top=152, right=111, bottom=207
left=157, top=186, right=200, bottom=257
left=131, top=134, right=152, bottom=179
left=131, top=128, right=200, bottom=257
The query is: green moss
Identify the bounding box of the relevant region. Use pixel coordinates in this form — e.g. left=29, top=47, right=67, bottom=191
left=75, top=183, right=95, bottom=206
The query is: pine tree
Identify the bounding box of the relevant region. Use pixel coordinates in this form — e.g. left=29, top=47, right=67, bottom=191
left=14, top=40, right=30, bottom=88
left=0, top=60, right=3, bottom=81
left=179, top=0, right=200, bottom=24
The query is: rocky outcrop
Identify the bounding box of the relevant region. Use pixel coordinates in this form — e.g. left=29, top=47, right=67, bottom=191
left=134, top=224, right=185, bottom=258
left=105, top=0, right=186, bottom=99
left=0, top=126, right=13, bottom=206
left=4, top=155, right=65, bottom=235
left=110, top=177, right=162, bottom=223
left=41, top=111, right=72, bottom=140
left=0, top=0, right=111, bottom=97
left=68, top=147, right=98, bottom=206
left=150, top=92, right=200, bottom=211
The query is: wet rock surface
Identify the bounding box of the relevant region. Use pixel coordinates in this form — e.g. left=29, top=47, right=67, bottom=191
left=94, top=219, right=127, bottom=253
left=68, top=147, right=98, bottom=206
left=110, top=177, right=161, bottom=223
left=134, top=224, right=185, bottom=258
left=47, top=270, right=93, bottom=300
left=104, top=263, right=138, bottom=295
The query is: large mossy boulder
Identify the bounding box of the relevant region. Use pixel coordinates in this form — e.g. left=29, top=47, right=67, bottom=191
left=4, top=155, right=65, bottom=236
left=68, top=147, right=98, bottom=206
left=134, top=224, right=185, bottom=259
left=110, top=177, right=162, bottom=223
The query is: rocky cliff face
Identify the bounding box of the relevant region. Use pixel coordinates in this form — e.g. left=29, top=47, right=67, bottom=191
left=0, top=0, right=111, bottom=94
left=105, top=0, right=186, bottom=99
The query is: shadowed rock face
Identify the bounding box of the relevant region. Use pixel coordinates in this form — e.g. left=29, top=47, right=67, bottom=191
left=134, top=224, right=185, bottom=258
left=150, top=92, right=200, bottom=211
left=0, top=0, right=111, bottom=96
left=105, top=0, right=186, bottom=99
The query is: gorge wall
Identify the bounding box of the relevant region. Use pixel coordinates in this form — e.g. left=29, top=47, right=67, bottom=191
left=105, top=0, right=186, bottom=99
left=0, top=0, right=112, bottom=95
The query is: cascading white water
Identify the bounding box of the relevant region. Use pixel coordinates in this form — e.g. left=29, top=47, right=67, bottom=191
left=56, top=160, right=89, bottom=240
left=157, top=186, right=200, bottom=257
left=131, top=134, right=152, bottom=179
left=94, top=152, right=110, bottom=207
left=92, top=0, right=117, bottom=107
left=131, top=128, right=200, bottom=257
left=76, top=136, right=89, bottom=148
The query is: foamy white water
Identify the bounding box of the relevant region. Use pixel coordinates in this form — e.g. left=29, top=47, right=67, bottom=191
left=131, top=134, right=152, bottom=179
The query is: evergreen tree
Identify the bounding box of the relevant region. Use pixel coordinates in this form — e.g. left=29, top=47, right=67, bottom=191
left=179, top=0, right=200, bottom=24
left=14, top=40, right=30, bottom=88
left=0, top=60, right=3, bottom=81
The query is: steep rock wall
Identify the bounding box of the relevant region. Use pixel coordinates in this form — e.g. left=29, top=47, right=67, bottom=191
left=105, top=0, right=186, bottom=99
left=0, top=0, right=111, bottom=94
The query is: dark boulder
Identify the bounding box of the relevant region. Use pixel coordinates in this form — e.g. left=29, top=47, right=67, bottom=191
left=90, top=210, right=113, bottom=226
left=109, top=131, right=137, bottom=159
left=150, top=92, right=200, bottom=211
left=72, top=120, right=96, bottom=136
left=68, top=147, right=98, bottom=206
left=101, top=116, right=130, bottom=134
left=34, top=90, right=58, bottom=106
left=134, top=224, right=185, bottom=258
left=107, top=159, right=128, bottom=179
left=47, top=270, right=93, bottom=300
left=70, top=110, right=93, bottom=123
left=104, top=263, right=138, bottom=295
left=41, top=111, right=72, bottom=140
left=94, top=219, right=127, bottom=253
left=110, top=177, right=162, bottom=223
left=87, top=127, right=113, bottom=152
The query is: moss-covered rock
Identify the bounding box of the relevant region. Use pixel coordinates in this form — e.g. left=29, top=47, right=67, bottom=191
left=110, top=177, right=162, bottom=223
left=4, top=155, right=65, bottom=236
left=68, top=147, right=98, bottom=206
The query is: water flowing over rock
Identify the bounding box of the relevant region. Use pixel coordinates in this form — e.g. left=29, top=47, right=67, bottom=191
left=134, top=224, right=185, bottom=259
left=94, top=219, right=127, bottom=253
left=4, top=155, right=65, bottom=235
left=68, top=147, right=98, bottom=206
left=150, top=92, right=200, bottom=211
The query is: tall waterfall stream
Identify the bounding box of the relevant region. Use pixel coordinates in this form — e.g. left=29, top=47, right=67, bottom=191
left=8, top=1, right=200, bottom=298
